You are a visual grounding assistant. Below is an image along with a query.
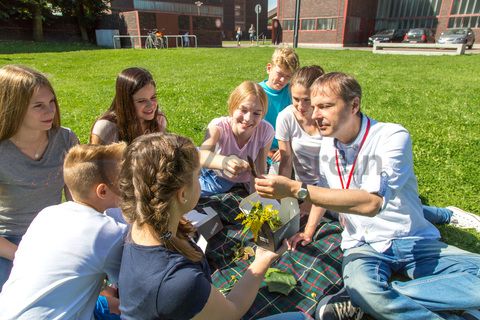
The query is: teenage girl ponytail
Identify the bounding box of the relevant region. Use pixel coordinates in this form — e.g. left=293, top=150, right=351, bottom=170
left=119, top=132, right=202, bottom=262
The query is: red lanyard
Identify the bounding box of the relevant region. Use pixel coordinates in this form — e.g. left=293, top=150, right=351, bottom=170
left=335, top=118, right=371, bottom=189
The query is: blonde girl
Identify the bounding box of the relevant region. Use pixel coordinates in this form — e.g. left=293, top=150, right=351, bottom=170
left=118, top=133, right=306, bottom=320
left=0, top=65, right=78, bottom=288
left=199, top=81, right=274, bottom=196
left=90, top=67, right=167, bottom=145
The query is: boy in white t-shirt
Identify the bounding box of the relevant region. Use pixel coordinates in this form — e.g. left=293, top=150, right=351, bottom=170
left=0, top=143, right=127, bottom=319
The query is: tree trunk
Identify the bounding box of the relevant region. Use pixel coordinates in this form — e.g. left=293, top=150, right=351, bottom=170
left=78, top=20, right=89, bottom=41
left=32, top=2, right=44, bottom=42
left=76, top=2, right=89, bottom=42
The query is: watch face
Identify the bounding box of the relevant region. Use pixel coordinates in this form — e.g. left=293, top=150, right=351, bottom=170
left=297, top=188, right=308, bottom=200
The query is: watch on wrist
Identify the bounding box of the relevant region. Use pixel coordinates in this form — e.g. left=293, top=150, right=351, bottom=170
left=296, top=182, right=309, bottom=200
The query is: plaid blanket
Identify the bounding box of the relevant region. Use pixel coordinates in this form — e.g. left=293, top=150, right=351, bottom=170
left=197, top=188, right=344, bottom=320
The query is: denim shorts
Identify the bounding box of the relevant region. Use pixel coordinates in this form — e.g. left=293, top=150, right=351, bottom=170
left=199, top=168, right=236, bottom=197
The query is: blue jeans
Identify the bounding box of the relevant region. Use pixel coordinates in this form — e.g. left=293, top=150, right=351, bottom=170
left=0, top=235, right=22, bottom=291
left=343, top=239, right=480, bottom=320
left=422, top=205, right=453, bottom=225
left=199, top=168, right=236, bottom=197
left=259, top=312, right=308, bottom=320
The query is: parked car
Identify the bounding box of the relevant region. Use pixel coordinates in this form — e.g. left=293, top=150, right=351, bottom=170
left=368, top=29, right=406, bottom=46
left=403, top=28, right=435, bottom=43
left=437, top=28, right=475, bottom=49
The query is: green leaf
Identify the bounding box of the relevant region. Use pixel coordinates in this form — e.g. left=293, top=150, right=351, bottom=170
left=264, top=268, right=297, bottom=296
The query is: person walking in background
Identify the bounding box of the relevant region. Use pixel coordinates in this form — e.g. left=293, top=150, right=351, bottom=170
left=249, top=24, right=256, bottom=45
left=183, top=32, right=190, bottom=47
left=236, top=26, right=242, bottom=46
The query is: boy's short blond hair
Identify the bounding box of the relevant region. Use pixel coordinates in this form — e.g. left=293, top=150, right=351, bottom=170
left=270, top=47, right=300, bottom=74
left=64, top=143, right=126, bottom=200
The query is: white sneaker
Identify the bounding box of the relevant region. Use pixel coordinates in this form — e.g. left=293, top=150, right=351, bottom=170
left=447, top=206, right=480, bottom=233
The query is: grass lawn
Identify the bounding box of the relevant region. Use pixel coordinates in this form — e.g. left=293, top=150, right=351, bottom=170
left=1, top=40, right=479, bottom=252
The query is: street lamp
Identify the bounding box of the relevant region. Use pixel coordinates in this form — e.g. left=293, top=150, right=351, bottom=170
left=194, top=1, right=203, bottom=16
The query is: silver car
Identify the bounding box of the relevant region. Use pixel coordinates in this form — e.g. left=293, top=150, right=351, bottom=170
left=437, top=28, right=475, bottom=49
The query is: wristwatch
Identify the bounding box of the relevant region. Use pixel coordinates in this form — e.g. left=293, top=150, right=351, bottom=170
left=296, top=183, right=309, bottom=200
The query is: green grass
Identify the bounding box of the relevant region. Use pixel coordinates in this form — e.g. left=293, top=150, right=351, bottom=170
left=1, top=41, right=479, bottom=252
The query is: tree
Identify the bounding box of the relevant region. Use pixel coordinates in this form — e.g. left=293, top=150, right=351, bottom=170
left=0, top=0, right=52, bottom=41
left=54, top=0, right=111, bottom=42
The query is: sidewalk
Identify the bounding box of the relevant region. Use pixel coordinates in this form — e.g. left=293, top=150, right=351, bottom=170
left=222, top=41, right=480, bottom=54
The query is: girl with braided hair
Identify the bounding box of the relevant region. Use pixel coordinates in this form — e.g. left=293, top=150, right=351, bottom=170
left=118, top=133, right=305, bottom=320
left=90, top=67, right=167, bottom=145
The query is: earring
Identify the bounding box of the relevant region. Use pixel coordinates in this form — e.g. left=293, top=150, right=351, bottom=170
left=183, top=199, right=188, bottom=204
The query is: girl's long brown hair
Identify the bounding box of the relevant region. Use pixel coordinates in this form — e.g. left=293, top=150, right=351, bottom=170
left=119, top=132, right=202, bottom=262
left=94, top=67, right=164, bottom=144
left=0, top=65, right=61, bottom=141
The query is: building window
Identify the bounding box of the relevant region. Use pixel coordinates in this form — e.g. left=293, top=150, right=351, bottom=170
left=377, top=0, right=442, bottom=18
left=317, top=18, right=337, bottom=30
left=301, top=19, right=316, bottom=30
left=451, top=0, right=480, bottom=14
left=133, top=0, right=222, bottom=16
left=234, top=0, right=245, bottom=28
left=449, top=15, right=480, bottom=28
left=283, top=20, right=295, bottom=30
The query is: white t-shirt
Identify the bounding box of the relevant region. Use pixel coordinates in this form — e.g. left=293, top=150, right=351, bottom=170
left=0, top=201, right=127, bottom=320
left=319, top=114, right=440, bottom=252
left=276, top=105, right=323, bottom=184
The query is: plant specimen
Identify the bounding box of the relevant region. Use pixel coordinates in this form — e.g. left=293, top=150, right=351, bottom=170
left=235, top=201, right=283, bottom=241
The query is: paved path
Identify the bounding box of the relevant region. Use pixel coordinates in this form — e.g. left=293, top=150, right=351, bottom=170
left=222, top=42, right=480, bottom=54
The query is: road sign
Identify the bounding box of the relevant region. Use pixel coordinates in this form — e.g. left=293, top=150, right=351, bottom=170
left=255, top=4, right=261, bottom=46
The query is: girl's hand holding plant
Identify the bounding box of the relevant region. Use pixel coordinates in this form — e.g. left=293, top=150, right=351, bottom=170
left=254, top=242, right=287, bottom=265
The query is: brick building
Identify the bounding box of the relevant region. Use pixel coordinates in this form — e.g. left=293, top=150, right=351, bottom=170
left=107, top=0, right=222, bottom=46
left=106, top=0, right=268, bottom=47
left=223, top=0, right=268, bottom=40
left=276, top=0, right=480, bottom=46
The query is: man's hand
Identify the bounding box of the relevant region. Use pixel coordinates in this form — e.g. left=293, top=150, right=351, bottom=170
left=287, top=227, right=315, bottom=251
left=254, top=174, right=300, bottom=199
left=222, top=155, right=249, bottom=178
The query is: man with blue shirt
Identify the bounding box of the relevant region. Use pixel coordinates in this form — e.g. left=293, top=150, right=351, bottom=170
left=255, top=72, right=480, bottom=320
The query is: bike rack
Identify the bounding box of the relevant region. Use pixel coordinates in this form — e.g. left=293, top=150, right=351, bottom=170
left=112, top=35, right=197, bottom=49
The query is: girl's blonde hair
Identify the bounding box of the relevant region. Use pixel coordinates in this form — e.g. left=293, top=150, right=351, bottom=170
left=119, top=133, right=202, bottom=262
left=227, top=81, right=268, bottom=116
left=93, top=67, right=165, bottom=144
left=0, top=65, right=61, bottom=141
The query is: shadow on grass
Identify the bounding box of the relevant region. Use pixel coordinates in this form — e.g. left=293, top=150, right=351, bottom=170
left=0, top=40, right=103, bottom=54
left=420, top=194, right=480, bottom=253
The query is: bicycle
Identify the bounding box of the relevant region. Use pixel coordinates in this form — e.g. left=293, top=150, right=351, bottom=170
left=144, top=29, right=163, bottom=49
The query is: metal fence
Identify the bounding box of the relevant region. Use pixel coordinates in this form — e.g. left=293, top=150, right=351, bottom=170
left=112, top=34, right=198, bottom=49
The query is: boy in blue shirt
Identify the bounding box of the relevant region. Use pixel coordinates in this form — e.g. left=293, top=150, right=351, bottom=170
left=259, top=47, right=300, bottom=172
